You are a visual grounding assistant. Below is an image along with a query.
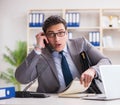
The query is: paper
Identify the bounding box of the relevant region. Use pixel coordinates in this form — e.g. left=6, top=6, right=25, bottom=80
left=58, top=77, right=91, bottom=98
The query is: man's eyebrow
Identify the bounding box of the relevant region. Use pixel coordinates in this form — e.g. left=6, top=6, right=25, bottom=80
left=57, top=29, right=65, bottom=31
left=47, top=31, right=54, bottom=33
left=47, top=29, right=65, bottom=33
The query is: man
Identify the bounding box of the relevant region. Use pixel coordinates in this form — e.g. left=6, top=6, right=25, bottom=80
left=15, top=15, right=111, bottom=93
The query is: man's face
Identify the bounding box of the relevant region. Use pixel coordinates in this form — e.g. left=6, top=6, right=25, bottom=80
left=46, top=23, right=68, bottom=52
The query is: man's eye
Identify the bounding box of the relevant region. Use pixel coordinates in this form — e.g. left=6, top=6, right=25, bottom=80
left=58, top=32, right=63, bottom=34
left=59, top=32, right=63, bottom=34
left=49, top=33, right=54, bottom=36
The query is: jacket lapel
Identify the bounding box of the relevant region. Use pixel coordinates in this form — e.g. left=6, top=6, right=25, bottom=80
left=42, top=49, right=59, bottom=83
left=67, top=40, right=83, bottom=75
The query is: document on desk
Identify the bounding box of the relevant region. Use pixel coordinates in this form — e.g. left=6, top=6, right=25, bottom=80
left=58, top=77, right=93, bottom=98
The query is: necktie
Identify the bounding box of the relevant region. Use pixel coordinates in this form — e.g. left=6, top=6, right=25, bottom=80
left=59, top=51, right=73, bottom=86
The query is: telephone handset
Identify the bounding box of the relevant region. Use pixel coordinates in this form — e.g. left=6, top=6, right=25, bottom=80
left=43, top=40, right=53, bottom=52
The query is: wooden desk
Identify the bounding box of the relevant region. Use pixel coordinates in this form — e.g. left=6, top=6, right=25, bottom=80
left=1, top=94, right=120, bottom=105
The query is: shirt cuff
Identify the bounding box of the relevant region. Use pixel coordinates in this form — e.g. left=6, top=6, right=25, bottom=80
left=34, top=49, right=41, bottom=55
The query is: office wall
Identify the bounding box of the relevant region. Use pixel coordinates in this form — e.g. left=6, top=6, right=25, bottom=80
left=0, top=0, right=120, bottom=71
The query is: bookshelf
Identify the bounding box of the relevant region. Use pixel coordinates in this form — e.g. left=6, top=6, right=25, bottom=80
left=101, top=9, right=120, bottom=64
left=27, top=9, right=120, bottom=64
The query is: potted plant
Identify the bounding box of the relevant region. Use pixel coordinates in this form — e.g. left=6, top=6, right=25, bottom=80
left=0, top=41, right=27, bottom=91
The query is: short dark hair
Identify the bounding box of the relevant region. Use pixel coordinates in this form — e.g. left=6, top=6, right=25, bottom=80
left=42, top=15, right=67, bottom=33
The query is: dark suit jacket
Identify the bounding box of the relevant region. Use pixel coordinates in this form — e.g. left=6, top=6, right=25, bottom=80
left=15, top=37, right=111, bottom=93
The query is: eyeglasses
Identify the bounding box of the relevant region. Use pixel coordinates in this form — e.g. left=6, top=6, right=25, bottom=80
left=46, top=31, right=66, bottom=38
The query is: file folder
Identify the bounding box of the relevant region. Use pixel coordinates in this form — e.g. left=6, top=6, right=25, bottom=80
left=80, top=51, right=101, bottom=94
left=0, top=86, right=15, bottom=99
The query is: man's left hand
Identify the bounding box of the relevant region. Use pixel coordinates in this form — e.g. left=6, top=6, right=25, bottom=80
left=80, top=68, right=96, bottom=87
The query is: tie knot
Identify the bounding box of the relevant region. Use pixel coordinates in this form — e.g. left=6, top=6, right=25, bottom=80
left=59, top=51, right=64, bottom=55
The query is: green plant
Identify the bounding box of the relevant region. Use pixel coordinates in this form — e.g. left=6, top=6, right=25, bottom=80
left=0, top=41, right=27, bottom=91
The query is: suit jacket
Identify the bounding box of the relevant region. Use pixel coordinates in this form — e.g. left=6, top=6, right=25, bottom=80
left=15, top=37, right=111, bottom=93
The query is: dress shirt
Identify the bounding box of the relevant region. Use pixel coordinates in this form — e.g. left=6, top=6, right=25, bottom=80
left=52, top=45, right=80, bottom=92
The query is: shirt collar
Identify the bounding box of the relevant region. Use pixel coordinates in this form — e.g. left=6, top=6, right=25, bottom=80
left=63, top=44, right=68, bottom=54
left=52, top=44, right=68, bottom=57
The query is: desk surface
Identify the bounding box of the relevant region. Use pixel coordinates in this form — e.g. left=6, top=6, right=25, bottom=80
left=1, top=94, right=120, bottom=105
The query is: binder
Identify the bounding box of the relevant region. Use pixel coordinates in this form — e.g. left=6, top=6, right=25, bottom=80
left=68, top=32, right=72, bottom=39
left=29, top=13, right=33, bottom=27
left=72, top=13, right=76, bottom=27
left=76, top=13, right=80, bottom=27
left=92, top=32, right=96, bottom=46
left=80, top=51, right=101, bottom=94
left=65, top=13, right=69, bottom=27
left=69, top=13, right=72, bottom=27
left=89, top=32, right=93, bottom=45
left=39, top=13, right=44, bottom=27
left=96, top=32, right=100, bottom=46
left=36, top=13, right=40, bottom=27
left=32, top=13, right=36, bottom=27
left=88, top=32, right=100, bottom=46
left=0, top=86, right=15, bottom=99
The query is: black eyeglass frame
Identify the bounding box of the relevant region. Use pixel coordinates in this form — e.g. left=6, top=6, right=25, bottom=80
left=46, top=31, right=66, bottom=38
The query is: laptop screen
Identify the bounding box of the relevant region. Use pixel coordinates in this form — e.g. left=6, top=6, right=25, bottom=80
left=99, top=65, right=120, bottom=99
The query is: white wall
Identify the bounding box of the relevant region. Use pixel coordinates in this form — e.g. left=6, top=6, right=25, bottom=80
left=0, top=0, right=120, bottom=71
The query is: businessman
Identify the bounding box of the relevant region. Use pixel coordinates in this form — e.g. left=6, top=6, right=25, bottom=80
left=15, top=15, right=111, bottom=93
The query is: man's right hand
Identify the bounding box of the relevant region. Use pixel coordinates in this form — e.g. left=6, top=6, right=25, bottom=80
left=35, top=32, right=49, bottom=49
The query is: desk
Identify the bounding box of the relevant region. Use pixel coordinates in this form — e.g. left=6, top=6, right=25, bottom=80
left=0, top=94, right=120, bottom=105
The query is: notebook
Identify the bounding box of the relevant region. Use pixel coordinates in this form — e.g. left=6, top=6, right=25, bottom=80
left=83, top=65, right=120, bottom=100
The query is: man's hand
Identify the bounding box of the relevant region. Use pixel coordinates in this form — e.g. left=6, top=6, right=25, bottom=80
left=80, top=68, right=96, bottom=87
left=35, top=32, right=49, bottom=51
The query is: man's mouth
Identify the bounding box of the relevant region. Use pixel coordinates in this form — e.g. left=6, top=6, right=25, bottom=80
left=55, top=44, right=61, bottom=47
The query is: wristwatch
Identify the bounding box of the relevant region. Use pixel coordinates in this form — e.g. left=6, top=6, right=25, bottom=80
left=33, top=44, right=42, bottom=49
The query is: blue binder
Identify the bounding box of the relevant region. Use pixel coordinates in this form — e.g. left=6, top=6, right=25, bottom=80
left=0, top=86, right=15, bottom=99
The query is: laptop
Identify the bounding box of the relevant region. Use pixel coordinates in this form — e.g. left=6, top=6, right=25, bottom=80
left=83, top=65, right=120, bottom=100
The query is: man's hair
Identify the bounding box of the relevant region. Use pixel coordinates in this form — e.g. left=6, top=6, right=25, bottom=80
left=42, top=15, right=67, bottom=33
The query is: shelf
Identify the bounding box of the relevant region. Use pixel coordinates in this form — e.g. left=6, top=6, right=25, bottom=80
left=103, top=47, right=120, bottom=51
left=102, top=27, right=120, bottom=30
left=68, top=27, right=100, bottom=30
left=27, top=8, right=120, bottom=64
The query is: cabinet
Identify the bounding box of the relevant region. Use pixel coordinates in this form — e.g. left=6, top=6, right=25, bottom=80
left=27, top=9, right=120, bottom=64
